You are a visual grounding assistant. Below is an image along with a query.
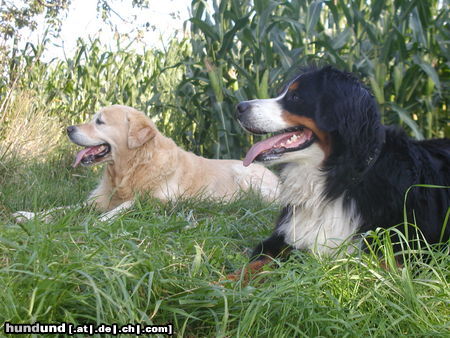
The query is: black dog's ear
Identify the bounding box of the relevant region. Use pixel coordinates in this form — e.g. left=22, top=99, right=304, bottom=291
left=315, top=67, right=381, bottom=136
left=317, top=90, right=381, bottom=137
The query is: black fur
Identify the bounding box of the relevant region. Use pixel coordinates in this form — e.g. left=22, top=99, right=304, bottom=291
left=251, top=206, right=292, bottom=260
left=248, top=66, right=449, bottom=261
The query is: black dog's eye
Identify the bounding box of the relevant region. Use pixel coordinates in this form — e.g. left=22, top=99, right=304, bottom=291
left=290, top=92, right=301, bottom=102
left=96, top=117, right=105, bottom=125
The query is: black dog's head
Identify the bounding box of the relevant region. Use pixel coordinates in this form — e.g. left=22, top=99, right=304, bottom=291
left=236, top=66, right=385, bottom=171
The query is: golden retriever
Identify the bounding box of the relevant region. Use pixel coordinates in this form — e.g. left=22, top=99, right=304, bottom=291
left=14, top=105, right=279, bottom=222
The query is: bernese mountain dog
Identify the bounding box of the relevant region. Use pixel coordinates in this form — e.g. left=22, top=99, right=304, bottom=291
left=236, top=66, right=449, bottom=268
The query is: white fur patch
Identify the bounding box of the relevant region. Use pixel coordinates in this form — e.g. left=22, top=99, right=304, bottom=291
left=243, top=90, right=290, bottom=132
left=276, top=144, right=361, bottom=254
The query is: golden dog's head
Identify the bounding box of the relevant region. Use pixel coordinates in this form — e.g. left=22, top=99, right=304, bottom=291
left=67, top=105, right=157, bottom=167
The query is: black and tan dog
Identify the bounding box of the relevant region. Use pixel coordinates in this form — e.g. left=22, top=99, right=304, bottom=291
left=235, top=66, right=449, bottom=271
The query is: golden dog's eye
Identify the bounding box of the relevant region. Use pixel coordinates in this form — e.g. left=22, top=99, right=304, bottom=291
left=96, top=118, right=105, bottom=125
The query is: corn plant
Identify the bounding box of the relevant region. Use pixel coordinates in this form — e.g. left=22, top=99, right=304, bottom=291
left=183, top=0, right=449, bottom=158
left=1, top=37, right=202, bottom=149
left=1, top=0, right=448, bottom=159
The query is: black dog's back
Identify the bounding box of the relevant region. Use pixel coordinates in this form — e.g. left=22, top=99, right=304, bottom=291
left=356, top=128, right=450, bottom=244
left=407, top=137, right=450, bottom=243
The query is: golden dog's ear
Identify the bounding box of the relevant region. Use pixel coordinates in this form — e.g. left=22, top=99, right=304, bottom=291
left=127, top=112, right=156, bottom=149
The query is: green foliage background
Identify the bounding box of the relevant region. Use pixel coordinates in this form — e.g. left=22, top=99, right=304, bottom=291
left=1, top=0, right=449, bottom=159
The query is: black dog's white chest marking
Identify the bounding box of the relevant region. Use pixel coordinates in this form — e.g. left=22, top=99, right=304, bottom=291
left=276, top=144, right=362, bottom=254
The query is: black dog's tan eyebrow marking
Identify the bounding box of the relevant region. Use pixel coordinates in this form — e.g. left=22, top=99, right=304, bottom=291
left=288, top=81, right=299, bottom=91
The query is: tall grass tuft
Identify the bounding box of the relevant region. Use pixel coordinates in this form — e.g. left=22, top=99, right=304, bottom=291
left=0, top=91, right=63, bottom=162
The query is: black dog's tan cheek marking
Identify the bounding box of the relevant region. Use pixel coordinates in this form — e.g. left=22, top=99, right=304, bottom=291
left=281, top=111, right=331, bottom=158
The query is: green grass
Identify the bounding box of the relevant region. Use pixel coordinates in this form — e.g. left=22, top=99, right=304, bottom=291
left=0, top=154, right=449, bottom=337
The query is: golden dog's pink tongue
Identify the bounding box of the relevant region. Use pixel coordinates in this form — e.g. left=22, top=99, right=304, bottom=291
left=73, top=146, right=103, bottom=168
left=243, top=129, right=313, bottom=167
left=73, top=148, right=90, bottom=168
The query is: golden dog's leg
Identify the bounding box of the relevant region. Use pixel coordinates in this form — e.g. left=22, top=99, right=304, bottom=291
left=12, top=204, right=84, bottom=224
left=98, top=200, right=134, bottom=222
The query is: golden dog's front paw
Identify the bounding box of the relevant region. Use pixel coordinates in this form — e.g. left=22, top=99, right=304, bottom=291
left=99, top=211, right=115, bottom=222
left=12, top=211, right=36, bottom=223
left=12, top=211, right=54, bottom=224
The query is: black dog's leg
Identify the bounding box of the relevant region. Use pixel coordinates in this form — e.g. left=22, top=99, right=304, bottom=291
left=251, top=232, right=291, bottom=262
left=250, top=205, right=293, bottom=263
left=226, top=232, right=290, bottom=281
left=227, top=206, right=293, bottom=281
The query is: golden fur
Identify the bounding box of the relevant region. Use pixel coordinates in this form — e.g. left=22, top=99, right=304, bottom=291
left=14, top=105, right=279, bottom=222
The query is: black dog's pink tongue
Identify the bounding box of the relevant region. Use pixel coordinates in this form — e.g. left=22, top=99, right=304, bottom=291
left=243, top=134, right=289, bottom=167
left=244, top=132, right=298, bottom=167
left=73, top=146, right=102, bottom=168
left=243, top=129, right=313, bottom=166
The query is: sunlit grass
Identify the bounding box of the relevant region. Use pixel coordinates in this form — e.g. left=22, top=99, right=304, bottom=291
left=0, top=92, right=63, bottom=162
left=0, top=154, right=449, bottom=337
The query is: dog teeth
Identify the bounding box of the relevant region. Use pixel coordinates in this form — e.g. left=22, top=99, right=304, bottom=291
left=276, top=133, right=304, bottom=148
left=286, top=134, right=299, bottom=144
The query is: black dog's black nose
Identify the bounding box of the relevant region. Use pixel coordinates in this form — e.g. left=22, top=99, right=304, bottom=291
left=66, top=126, right=76, bottom=135
left=236, top=101, right=251, bottom=119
